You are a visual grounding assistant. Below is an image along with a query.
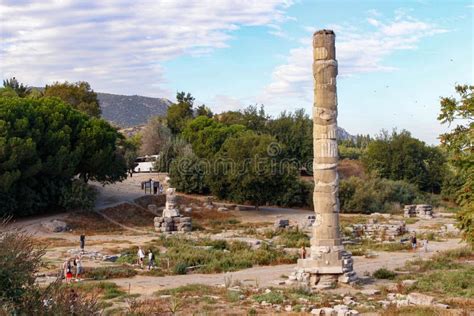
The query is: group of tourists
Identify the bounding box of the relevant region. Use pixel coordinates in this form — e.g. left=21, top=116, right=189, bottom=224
left=410, top=232, right=429, bottom=252
left=137, top=246, right=157, bottom=270
left=62, top=234, right=86, bottom=283
left=63, top=255, right=82, bottom=283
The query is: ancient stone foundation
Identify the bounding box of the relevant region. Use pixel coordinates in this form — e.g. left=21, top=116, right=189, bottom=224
left=351, top=220, right=407, bottom=242
left=153, top=188, right=192, bottom=233
left=289, top=30, right=356, bottom=289
left=404, top=204, right=433, bottom=219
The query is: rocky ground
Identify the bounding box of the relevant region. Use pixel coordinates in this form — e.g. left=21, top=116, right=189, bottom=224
left=8, top=173, right=473, bottom=315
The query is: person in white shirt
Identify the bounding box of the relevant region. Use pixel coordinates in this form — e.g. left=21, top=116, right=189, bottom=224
left=137, top=246, right=145, bottom=268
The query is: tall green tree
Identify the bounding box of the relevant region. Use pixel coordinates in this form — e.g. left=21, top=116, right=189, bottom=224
left=2, top=77, right=31, bottom=98
left=0, top=97, right=126, bottom=215
left=438, top=84, right=473, bottom=246
left=207, top=131, right=298, bottom=209
left=182, top=116, right=245, bottom=159
left=362, top=129, right=446, bottom=193
left=267, top=109, right=312, bottom=162
left=44, top=81, right=101, bottom=117
left=166, top=91, right=194, bottom=134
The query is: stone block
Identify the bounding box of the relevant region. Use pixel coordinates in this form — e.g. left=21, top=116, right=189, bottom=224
left=407, top=293, right=435, bottom=306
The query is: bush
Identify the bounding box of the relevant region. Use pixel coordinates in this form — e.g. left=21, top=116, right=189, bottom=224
left=0, top=220, right=100, bottom=314
left=373, top=268, right=397, bottom=279
left=339, top=176, right=424, bottom=213
left=253, top=291, right=285, bottom=304
left=59, top=180, right=97, bottom=211
left=174, top=262, right=188, bottom=275
left=275, top=229, right=310, bottom=248
left=274, top=179, right=312, bottom=208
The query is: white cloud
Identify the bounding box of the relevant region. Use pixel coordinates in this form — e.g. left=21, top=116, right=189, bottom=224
left=0, top=0, right=293, bottom=97
left=261, top=13, right=448, bottom=104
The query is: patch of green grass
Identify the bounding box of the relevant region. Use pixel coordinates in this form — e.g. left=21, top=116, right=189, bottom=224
left=157, top=284, right=220, bottom=296
left=227, top=290, right=240, bottom=302
left=122, top=236, right=297, bottom=275
left=346, top=240, right=411, bottom=254
left=412, top=266, right=474, bottom=297
left=404, top=218, right=419, bottom=224
left=275, top=229, right=310, bottom=248
left=253, top=291, right=285, bottom=304
left=384, top=305, right=442, bottom=316
left=83, top=265, right=137, bottom=280
left=373, top=268, right=397, bottom=279
left=70, top=281, right=126, bottom=300
left=404, top=247, right=472, bottom=273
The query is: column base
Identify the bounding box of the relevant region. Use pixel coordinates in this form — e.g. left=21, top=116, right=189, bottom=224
left=288, top=250, right=357, bottom=290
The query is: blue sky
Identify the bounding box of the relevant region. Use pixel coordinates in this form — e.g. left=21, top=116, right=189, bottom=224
left=1, top=0, right=472, bottom=144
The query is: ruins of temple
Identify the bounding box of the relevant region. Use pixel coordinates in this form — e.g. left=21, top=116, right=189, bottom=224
left=154, top=188, right=192, bottom=232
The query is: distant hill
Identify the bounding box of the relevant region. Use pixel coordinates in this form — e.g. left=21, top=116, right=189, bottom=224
left=98, top=92, right=171, bottom=127
left=337, top=127, right=355, bottom=141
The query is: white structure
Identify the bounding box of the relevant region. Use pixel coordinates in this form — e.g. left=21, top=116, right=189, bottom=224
left=134, top=154, right=159, bottom=173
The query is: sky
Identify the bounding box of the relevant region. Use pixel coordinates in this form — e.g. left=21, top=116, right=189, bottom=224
left=1, top=0, right=473, bottom=144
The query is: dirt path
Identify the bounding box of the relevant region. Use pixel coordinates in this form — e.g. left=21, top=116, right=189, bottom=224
left=112, top=238, right=464, bottom=296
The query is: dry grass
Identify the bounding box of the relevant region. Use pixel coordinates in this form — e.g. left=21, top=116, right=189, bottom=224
left=65, top=211, right=122, bottom=234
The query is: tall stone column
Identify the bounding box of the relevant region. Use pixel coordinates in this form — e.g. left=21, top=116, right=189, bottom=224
left=293, top=29, right=356, bottom=289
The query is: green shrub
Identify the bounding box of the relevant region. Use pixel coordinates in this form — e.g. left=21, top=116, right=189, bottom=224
left=253, top=291, right=284, bottom=304
left=174, top=262, right=188, bottom=275
left=339, top=176, right=424, bottom=213
left=59, top=180, right=97, bottom=211
left=275, top=229, right=310, bottom=248
left=373, top=268, right=397, bottom=279
left=83, top=266, right=137, bottom=280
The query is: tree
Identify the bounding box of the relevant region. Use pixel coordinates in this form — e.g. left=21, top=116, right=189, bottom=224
left=438, top=84, right=473, bottom=246
left=155, top=137, right=193, bottom=172
left=44, top=81, right=101, bottom=117
left=2, top=77, right=31, bottom=97
left=120, top=134, right=141, bottom=177
left=166, top=91, right=194, bottom=134
left=207, top=131, right=298, bottom=209
left=75, top=118, right=127, bottom=184
left=196, top=104, right=213, bottom=118
left=217, top=105, right=269, bottom=133
left=139, top=116, right=171, bottom=155
left=361, top=130, right=446, bottom=193
left=267, top=109, right=312, bottom=163
left=181, top=116, right=245, bottom=159
left=169, top=150, right=209, bottom=194
left=0, top=96, right=126, bottom=215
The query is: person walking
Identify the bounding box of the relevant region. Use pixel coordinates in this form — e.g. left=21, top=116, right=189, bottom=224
left=65, top=260, right=73, bottom=284
left=410, top=232, right=417, bottom=251
left=147, top=249, right=156, bottom=270
left=423, top=239, right=429, bottom=253
left=137, top=246, right=145, bottom=269
left=75, top=255, right=83, bottom=279
left=300, top=245, right=307, bottom=259
left=79, top=234, right=85, bottom=253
